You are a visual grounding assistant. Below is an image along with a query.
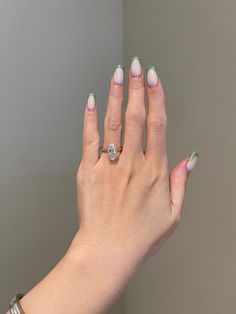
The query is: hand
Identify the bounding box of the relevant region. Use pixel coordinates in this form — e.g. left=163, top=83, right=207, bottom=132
left=19, top=58, right=199, bottom=314
left=73, top=57, right=199, bottom=268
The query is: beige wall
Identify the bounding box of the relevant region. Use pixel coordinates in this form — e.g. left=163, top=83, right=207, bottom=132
left=0, top=1, right=124, bottom=313
left=124, top=0, right=236, bottom=313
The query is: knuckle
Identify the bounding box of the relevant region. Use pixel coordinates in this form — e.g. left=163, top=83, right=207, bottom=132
left=85, top=112, right=95, bottom=122
left=120, top=166, right=132, bottom=185
left=126, top=110, right=146, bottom=127
left=148, top=116, right=167, bottom=130
left=76, top=163, right=98, bottom=187
left=144, top=164, right=160, bottom=186
left=109, top=88, right=124, bottom=99
left=105, top=116, right=122, bottom=132
left=148, top=172, right=159, bottom=186
left=148, top=86, right=165, bottom=101
left=84, top=134, right=100, bottom=146
left=119, top=156, right=133, bottom=173
left=86, top=169, right=98, bottom=185
left=144, top=161, right=169, bottom=187
left=76, top=164, right=85, bottom=185
left=76, top=172, right=83, bottom=186
left=148, top=85, right=159, bottom=96
left=130, top=79, right=145, bottom=90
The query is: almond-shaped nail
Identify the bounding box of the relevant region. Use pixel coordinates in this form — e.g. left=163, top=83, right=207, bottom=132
left=87, top=92, right=96, bottom=111
left=113, top=65, right=124, bottom=85
left=130, top=56, right=142, bottom=77
left=146, top=65, right=159, bottom=86
left=186, top=151, right=199, bottom=171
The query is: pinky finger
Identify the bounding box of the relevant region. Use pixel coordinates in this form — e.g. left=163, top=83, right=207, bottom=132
left=82, top=93, right=100, bottom=166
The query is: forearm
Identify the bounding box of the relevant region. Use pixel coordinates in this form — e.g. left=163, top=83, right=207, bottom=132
left=18, top=231, right=141, bottom=314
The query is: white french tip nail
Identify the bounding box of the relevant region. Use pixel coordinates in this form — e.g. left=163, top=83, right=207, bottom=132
left=113, top=66, right=124, bottom=85
left=87, top=93, right=96, bottom=111
left=146, top=66, right=159, bottom=86
left=130, top=57, right=142, bottom=77
left=186, top=151, right=199, bottom=171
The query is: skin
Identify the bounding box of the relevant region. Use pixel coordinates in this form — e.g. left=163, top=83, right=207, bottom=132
left=6, top=60, right=197, bottom=314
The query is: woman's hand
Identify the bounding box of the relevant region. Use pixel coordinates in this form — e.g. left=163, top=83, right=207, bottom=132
left=73, top=57, right=199, bottom=270
left=19, top=57, right=199, bottom=314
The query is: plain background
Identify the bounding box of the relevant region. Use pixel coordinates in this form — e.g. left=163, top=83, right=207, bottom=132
left=1, top=1, right=236, bottom=314
left=0, top=0, right=124, bottom=313
left=124, top=0, right=236, bottom=313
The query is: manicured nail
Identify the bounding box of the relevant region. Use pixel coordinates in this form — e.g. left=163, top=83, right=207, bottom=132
left=186, top=151, right=199, bottom=171
left=113, top=65, right=125, bottom=85
left=130, top=56, right=142, bottom=77
left=146, top=66, right=159, bottom=86
left=87, top=93, right=96, bottom=111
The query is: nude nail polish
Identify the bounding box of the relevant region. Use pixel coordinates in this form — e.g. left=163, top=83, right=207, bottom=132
left=146, top=66, right=159, bottom=86
left=113, top=65, right=125, bottom=85
left=87, top=93, right=96, bottom=111
left=186, top=151, right=199, bottom=171
left=130, top=56, right=142, bottom=77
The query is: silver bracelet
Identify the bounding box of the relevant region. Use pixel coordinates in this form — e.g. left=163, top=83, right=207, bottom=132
left=9, top=293, right=25, bottom=314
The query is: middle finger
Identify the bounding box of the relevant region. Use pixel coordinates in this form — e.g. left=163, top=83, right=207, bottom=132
left=123, top=56, right=146, bottom=158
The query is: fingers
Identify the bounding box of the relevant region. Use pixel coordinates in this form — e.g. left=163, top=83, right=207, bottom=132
left=123, top=57, right=146, bottom=157
left=145, top=67, right=168, bottom=168
left=101, top=65, right=124, bottom=162
left=169, top=151, right=199, bottom=219
left=82, top=93, right=100, bottom=166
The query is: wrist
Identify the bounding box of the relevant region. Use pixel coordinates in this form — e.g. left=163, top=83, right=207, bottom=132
left=66, top=230, right=143, bottom=296
left=21, top=230, right=136, bottom=314
left=19, top=230, right=144, bottom=314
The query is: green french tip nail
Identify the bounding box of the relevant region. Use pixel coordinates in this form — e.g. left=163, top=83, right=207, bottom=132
left=88, top=92, right=96, bottom=101
left=114, top=64, right=125, bottom=72
left=189, top=151, right=199, bottom=160
left=146, top=65, right=157, bottom=73
left=131, top=56, right=142, bottom=63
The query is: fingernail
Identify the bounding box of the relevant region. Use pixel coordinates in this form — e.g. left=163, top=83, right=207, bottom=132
left=146, top=66, right=159, bottom=86
left=130, top=56, right=142, bottom=77
left=186, top=151, right=199, bottom=171
left=113, top=65, right=125, bottom=85
left=87, top=92, right=96, bottom=111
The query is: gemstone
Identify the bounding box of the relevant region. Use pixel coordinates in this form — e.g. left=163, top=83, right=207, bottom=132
left=107, top=143, right=117, bottom=160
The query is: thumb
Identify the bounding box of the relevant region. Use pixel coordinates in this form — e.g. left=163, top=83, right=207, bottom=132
left=169, top=151, right=199, bottom=217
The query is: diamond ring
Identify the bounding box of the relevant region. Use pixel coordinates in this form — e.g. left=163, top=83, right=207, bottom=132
left=99, top=143, right=123, bottom=161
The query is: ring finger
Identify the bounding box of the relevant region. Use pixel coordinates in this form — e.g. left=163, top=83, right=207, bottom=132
left=101, top=65, right=125, bottom=161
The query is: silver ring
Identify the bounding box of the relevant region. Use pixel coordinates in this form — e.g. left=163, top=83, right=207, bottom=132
left=99, top=143, right=123, bottom=161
